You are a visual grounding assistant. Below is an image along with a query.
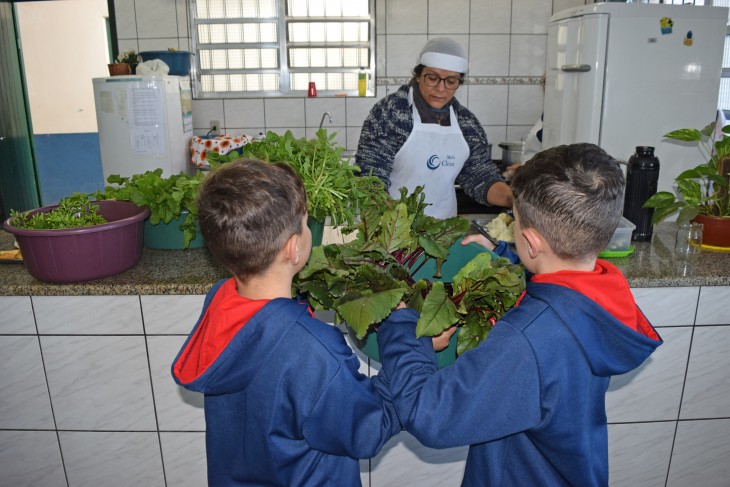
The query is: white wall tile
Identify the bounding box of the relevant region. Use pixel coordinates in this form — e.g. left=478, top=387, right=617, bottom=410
left=346, top=97, right=379, bottom=128
left=667, top=419, right=730, bottom=487
left=427, top=0, right=470, bottom=34
left=511, top=0, right=552, bottom=34
left=385, top=0, right=428, bottom=34
left=508, top=35, right=548, bottom=76
left=507, top=84, right=544, bottom=125
left=0, top=336, right=54, bottom=429
left=148, top=336, right=205, bottom=431
left=631, top=287, right=700, bottom=327
left=134, top=0, right=179, bottom=39
left=468, top=35, right=510, bottom=76
left=608, top=422, right=674, bottom=487
left=377, top=33, right=387, bottom=77
left=466, top=85, right=508, bottom=126
left=370, top=431, right=467, bottom=487
left=175, top=0, right=189, bottom=38
left=60, top=431, right=165, bottom=487
left=0, top=431, right=65, bottom=487
left=386, top=34, right=427, bottom=77
left=33, top=296, right=143, bottom=334
left=607, top=327, right=690, bottom=422
left=695, top=286, right=730, bottom=325
left=347, top=126, right=364, bottom=152
left=0, top=296, right=35, bottom=334
left=485, top=125, right=508, bottom=155
left=264, top=99, right=306, bottom=128
left=41, top=335, right=157, bottom=430
left=305, top=97, right=347, bottom=129
left=192, top=99, right=225, bottom=131
left=141, top=295, right=206, bottom=334
left=138, top=38, right=181, bottom=52
left=224, top=98, right=266, bottom=129
left=113, top=0, right=138, bottom=39
left=680, top=325, right=730, bottom=419
left=160, top=432, right=207, bottom=487
left=470, top=0, right=512, bottom=34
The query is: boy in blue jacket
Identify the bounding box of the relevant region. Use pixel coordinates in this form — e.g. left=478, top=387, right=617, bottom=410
left=377, top=143, right=663, bottom=486
left=171, top=159, right=401, bottom=486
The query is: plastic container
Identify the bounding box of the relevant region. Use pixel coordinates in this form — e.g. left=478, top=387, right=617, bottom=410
left=623, top=146, right=660, bottom=241
left=350, top=241, right=491, bottom=368
left=603, top=216, right=636, bottom=252
left=358, top=67, right=367, bottom=97
left=139, top=51, right=192, bottom=76
left=2, top=201, right=149, bottom=283
left=144, top=211, right=204, bottom=249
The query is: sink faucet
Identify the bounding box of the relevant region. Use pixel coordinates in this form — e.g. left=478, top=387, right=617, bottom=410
left=319, top=112, right=332, bottom=129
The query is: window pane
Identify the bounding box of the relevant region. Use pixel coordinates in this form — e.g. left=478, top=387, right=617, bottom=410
left=719, top=78, right=730, bottom=111
left=289, top=47, right=368, bottom=68
left=288, top=22, right=368, bottom=43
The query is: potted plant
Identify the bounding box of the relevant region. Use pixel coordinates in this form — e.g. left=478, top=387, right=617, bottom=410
left=108, top=49, right=139, bottom=76
left=294, top=187, right=526, bottom=367
left=241, top=129, right=387, bottom=245
left=2, top=194, right=149, bottom=282
left=92, top=169, right=205, bottom=249
left=643, top=122, right=730, bottom=247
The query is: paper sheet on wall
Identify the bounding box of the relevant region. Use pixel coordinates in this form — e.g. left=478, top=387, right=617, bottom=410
left=129, top=85, right=166, bottom=155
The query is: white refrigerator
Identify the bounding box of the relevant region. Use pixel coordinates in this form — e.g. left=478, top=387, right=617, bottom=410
left=543, top=3, right=727, bottom=194
left=93, top=75, right=194, bottom=181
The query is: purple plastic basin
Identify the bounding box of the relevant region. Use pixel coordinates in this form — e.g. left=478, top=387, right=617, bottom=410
left=2, top=200, right=150, bottom=283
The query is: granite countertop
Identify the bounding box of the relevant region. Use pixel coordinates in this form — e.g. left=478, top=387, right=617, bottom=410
left=1, top=221, right=728, bottom=296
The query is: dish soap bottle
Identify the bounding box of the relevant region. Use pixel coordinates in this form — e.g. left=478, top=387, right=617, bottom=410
left=358, top=67, right=367, bottom=97
left=623, top=146, right=660, bottom=241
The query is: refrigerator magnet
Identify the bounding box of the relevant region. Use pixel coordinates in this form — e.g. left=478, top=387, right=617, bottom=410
left=684, top=31, right=694, bottom=46
left=660, top=17, right=673, bottom=35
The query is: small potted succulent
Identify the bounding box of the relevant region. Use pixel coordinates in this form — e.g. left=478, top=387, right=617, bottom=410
left=108, top=49, right=139, bottom=76
left=643, top=122, right=730, bottom=248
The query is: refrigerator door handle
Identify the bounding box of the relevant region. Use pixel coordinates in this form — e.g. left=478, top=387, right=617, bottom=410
left=560, top=64, right=592, bottom=72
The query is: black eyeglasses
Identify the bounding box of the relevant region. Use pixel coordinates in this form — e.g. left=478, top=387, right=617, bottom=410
left=422, top=73, right=463, bottom=90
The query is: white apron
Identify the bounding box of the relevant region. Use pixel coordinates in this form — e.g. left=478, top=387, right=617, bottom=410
left=390, top=102, right=470, bottom=219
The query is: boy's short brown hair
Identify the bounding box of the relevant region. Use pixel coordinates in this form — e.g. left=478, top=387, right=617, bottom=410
left=197, top=159, right=308, bottom=282
left=511, top=143, right=625, bottom=260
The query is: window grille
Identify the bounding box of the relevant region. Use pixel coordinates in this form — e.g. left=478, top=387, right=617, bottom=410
left=189, top=0, right=375, bottom=98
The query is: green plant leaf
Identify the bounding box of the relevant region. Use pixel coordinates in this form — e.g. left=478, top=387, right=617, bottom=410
left=664, top=128, right=703, bottom=141
left=416, top=281, right=459, bottom=337
left=339, top=288, right=406, bottom=338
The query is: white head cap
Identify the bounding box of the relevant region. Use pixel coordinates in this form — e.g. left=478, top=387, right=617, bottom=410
left=418, top=37, right=468, bottom=74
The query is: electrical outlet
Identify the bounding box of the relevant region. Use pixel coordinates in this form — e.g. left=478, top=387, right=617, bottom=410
left=210, top=120, right=220, bottom=132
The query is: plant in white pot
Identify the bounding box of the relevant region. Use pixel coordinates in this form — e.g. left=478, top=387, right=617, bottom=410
left=643, top=122, right=730, bottom=247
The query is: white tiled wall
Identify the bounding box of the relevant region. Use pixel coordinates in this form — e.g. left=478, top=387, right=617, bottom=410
left=113, top=0, right=591, bottom=158
left=0, top=285, right=728, bottom=486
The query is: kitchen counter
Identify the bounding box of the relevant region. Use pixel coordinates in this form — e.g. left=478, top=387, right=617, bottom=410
left=1, top=221, right=729, bottom=296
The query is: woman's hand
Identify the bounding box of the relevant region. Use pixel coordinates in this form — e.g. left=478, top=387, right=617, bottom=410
left=432, top=326, right=457, bottom=352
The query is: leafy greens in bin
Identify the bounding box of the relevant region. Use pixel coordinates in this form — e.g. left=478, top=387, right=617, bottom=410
left=294, top=187, right=526, bottom=356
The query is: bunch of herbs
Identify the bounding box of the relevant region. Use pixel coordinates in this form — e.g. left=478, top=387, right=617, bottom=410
left=242, top=129, right=386, bottom=225
left=294, top=187, right=526, bottom=356
left=92, top=169, right=205, bottom=248
left=10, top=194, right=107, bottom=230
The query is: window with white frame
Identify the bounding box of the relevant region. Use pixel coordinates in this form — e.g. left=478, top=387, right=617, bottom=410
left=189, top=0, right=375, bottom=98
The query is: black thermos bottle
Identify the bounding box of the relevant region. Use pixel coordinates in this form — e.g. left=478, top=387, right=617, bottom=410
left=623, top=146, right=660, bottom=241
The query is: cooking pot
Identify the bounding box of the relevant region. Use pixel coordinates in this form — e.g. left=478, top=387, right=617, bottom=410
left=498, top=141, right=525, bottom=164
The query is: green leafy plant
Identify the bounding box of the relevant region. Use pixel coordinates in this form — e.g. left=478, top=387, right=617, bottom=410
left=242, top=129, right=386, bottom=225
left=206, top=149, right=242, bottom=169
left=10, top=194, right=107, bottom=229
left=93, top=169, right=205, bottom=248
left=644, top=122, right=730, bottom=224
left=294, top=187, right=526, bottom=356
left=116, top=49, right=139, bottom=64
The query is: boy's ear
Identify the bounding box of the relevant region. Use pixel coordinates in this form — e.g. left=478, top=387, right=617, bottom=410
left=285, top=233, right=300, bottom=265
left=521, top=227, right=546, bottom=259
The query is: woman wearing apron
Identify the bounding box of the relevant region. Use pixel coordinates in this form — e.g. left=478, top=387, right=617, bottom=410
left=356, top=37, right=512, bottom=218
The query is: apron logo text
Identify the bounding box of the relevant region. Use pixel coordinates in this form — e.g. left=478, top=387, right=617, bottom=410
left=426, top=154, right=456, bottom=170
